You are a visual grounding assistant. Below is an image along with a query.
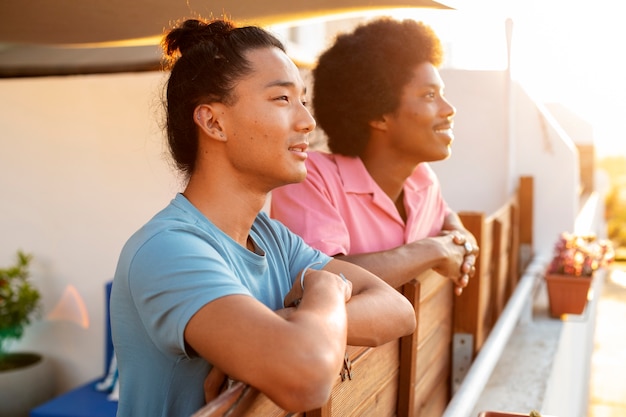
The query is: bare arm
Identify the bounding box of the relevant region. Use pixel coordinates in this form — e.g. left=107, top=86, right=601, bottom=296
left=282, top=259, right=415, bottom=347
left=185, top=270, right=350, bottom=412
left=339, top=211, right=479, bottom=295
left=323, top=258, right=416, bottom=346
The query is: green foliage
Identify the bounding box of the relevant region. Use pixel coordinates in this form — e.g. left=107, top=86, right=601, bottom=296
left=0, top=251, right=41, bottom=357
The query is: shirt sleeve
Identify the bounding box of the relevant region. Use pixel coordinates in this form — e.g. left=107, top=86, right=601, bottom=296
left=270, top=155, right=351, bottom=256
left=127, top=228, right=251, bottom=358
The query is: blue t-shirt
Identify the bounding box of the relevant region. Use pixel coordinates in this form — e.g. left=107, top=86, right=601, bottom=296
left=110, top=193, right=330, bottom=417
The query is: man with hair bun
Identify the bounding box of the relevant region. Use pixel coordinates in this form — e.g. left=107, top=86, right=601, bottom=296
left=272, top=17, right=479, bottom=296
left=110, top=17, right=415, bottom=417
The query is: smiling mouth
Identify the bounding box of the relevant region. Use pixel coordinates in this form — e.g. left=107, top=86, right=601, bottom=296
left=288, top=143, right=308, bottom=153
left=435, top=127, right=454, bottom=136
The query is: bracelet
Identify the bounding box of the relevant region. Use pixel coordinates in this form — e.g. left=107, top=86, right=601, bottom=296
left=300, top=261, right=323, bottom=291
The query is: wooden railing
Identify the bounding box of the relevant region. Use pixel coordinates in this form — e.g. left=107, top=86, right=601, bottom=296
left=453, top=176, right=533, bottom=358
left=194, top=176, right=534, bottom=417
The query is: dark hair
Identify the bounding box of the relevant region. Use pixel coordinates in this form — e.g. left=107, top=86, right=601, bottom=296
left=312, top=18, right=443, bottom=157
left=162, top=18, right=285, bottom=176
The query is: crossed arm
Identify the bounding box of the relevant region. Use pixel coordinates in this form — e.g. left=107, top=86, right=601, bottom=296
left=186, top=258, right=415, bottom=412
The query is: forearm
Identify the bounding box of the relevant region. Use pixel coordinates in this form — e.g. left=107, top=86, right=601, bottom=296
left=344, top=288, right=415, bottom=346
left=323, top=259, right=416, bottom=346
left=339, top=240, right=446, bottom=289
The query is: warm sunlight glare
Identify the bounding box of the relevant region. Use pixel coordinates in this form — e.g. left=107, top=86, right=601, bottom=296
left=610, top=268, right=626, bottom=289
left=272, top=1, right=625, bottom=156
left=399, top=0, right=626, bottom=157
left=47, top=285, right=90, bottom=328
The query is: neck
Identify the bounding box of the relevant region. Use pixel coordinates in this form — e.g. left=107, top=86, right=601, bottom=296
left=360, top=142, right=418, bottom=205
left=183, top=172, right=267, bottom=248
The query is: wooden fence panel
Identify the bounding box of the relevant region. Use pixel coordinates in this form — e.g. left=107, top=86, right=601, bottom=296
left=454, top=211, right=494, bottom=354
left=410, top=272, right=454, bottom=417
left=397, top=279, right=420, bottom=417
left=454, top=176, right=533, bottom=365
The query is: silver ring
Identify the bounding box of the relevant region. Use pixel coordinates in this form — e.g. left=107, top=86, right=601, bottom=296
left=464, top=241, right=473, bottom=255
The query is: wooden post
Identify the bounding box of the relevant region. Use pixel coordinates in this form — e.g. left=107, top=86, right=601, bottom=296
left=397, top=279, right=420, bottom=416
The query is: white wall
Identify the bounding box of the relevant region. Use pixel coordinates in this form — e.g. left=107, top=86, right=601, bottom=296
left=512, top=84, right=580, bottom=254
left=435, top=69, right=580, bottom=255
left=434, top=69, right=511, bottom=214
left=0, top=71, right=179, bottom=392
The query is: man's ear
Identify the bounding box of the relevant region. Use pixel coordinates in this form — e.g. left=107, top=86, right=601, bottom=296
left=194, top=104, right=227, bottom=142
left=369, top=116, right=388, bottom=132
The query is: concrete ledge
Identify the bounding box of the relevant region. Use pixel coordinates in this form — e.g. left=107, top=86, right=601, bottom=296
left=471, top=269, right=604, bottom=417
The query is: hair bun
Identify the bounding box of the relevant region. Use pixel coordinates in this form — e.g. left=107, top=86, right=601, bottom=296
left=162, top=18, right=235, bottom=60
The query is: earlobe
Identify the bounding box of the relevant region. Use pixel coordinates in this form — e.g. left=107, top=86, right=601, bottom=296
left=194, top=104, right=227, bottom=142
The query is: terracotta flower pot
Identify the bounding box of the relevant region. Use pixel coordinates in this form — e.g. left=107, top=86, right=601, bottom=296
left=477, top=412, right=556, bottom=417
left=544, top=273, right=593, bottom=318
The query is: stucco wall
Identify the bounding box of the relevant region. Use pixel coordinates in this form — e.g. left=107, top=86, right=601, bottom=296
left=1, top=71, right=178, bottom=392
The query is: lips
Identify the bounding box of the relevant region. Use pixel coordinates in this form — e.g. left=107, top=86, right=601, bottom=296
left=288, top=142, right=309, bottom=153
left=434, top=122, right=453, bottom=133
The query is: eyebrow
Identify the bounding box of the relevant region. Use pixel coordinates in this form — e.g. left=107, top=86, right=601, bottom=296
left=265, top=80, right=307, bottom=95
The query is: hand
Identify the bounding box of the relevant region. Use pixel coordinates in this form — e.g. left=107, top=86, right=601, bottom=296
left=450, top=233, right=479, bottom=296
left=283, top=267, right=352, bottom=308
left=434, top=231, right=479, bottom=296
left=203, top=366, right=227, bottom=403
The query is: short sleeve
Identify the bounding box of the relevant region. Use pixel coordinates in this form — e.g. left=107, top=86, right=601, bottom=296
left=127, top=228, right=251, bottom=358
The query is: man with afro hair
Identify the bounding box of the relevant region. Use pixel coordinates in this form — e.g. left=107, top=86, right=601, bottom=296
left=271, top=17, right=478, bottom=295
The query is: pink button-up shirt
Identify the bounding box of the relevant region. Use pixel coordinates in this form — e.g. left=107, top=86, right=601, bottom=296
left=271, top=152, right=450, bottom=256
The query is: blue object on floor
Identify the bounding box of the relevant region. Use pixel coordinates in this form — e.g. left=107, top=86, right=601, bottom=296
left=30, top=282, right=118, bottom=417
left=29, top=379, right=118, bottom=417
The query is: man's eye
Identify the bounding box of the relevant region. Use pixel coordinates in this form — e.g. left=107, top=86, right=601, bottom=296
left=275, top=95, right=289, bottom=102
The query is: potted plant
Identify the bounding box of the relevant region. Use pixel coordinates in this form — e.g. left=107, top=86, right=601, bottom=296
left=545, top=233, right=614, bottom=318
left=0, top=250, right=54, bottom=416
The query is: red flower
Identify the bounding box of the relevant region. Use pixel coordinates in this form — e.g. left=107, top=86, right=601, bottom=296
left=547, top=232, right=614, bottom=277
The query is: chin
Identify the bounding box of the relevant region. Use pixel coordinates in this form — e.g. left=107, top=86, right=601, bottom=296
left=281, top=170, right=307, bottom=186
left=292, top=172, right=307, bottom=184
left=293, top=166, right=308, bottom=182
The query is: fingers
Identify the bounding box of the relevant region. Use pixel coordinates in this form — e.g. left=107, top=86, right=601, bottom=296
left=461, top=255, right=477, bottom=276
left=454, top=273, right=470, bottom=296
left=285, top=269, right=352, bottom=307
left=446, top=231, right=479, bottom=297
left=451, top=232, right=479, bottom=256
left=204, top=367, right=227, bottom=403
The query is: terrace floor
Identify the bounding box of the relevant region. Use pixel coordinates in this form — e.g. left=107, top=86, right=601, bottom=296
left=588, top=261, right=626, bottom=417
